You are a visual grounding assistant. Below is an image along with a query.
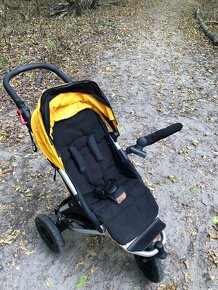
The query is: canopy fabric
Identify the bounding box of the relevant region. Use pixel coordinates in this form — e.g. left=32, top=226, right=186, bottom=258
left=31, top=91, right=118, bottom=169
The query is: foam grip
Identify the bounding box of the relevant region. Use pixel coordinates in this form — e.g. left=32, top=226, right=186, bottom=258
left=137, top=123, right=183, bottom=147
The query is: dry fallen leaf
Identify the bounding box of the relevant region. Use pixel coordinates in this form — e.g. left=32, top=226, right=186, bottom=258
left=89, top=265, right=98, bottom=274
left=0, top=230, right=21, bottom=246
left=0, top=203, right=7, bottom=212
left=213, top=224, right=218, bottom=231
left=186, top=227, right=198, bottom=236
left=45, top=277, right=52, bottom=288
left=183, top=271, right=192, bottom=283
left=158, top=282, right=178, bottom=290
left=0, top=168, right=13, bottom=176
left=143, top=177, right=153, bottom=186
left=74, top=257, right=84, bottom=271
left=25, top=249, right=34, bottom=256
left=180, top=257, right=189, bottom=269
left=191, top=140, right=200, bottom=147
left=208, top=232, right=218, bottom=240
left=87, top=248, right=97, bottom=257
left=167, top=175, right=177, bottom=183
left=208, top=274, right=218, bottom=281
left=208, top=250, right=218, bottom=267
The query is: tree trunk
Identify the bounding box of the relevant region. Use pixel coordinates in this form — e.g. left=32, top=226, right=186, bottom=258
left=75, top=0, right=82, bottom=16
left=35, top=0, right=41, bottom=16
left=91, top=0, right=99, bottom=9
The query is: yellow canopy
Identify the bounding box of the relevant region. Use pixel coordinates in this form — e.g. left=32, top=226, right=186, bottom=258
left=31, top=92, right=118, bottom=169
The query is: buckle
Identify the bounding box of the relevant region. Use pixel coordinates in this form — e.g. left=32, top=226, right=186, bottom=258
left=93, top=179, right=127, bottom=204
left=104, top=179, right=118, bottom=194
left=93, top=185, right=107, bottom=200
left=107, top=185, right=127, bottom=204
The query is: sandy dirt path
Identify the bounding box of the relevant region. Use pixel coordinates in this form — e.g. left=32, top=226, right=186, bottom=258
left=0, top=0, right=217, bottom=289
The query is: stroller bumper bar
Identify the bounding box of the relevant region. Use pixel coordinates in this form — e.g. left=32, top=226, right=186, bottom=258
left=67, top=225, right=166, bottom=258
left=121, top=231, right=166, bottom=258
left=127, top=217, right=166, bottom=252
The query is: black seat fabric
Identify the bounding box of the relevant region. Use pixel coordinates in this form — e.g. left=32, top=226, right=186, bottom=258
left=52, top=109, right=158, bottom=244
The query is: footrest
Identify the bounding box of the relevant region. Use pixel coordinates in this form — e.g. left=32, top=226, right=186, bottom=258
left=127, top=218, right=166, bottom=252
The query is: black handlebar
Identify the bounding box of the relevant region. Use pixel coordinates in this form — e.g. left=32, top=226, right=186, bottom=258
left=3, top=63, right=72, bottom=109
left=137, top=123, right=183, bottom=147
left=126, top=123, right=183, bottom=158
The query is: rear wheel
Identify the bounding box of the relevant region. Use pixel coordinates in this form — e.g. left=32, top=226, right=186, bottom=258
left=35, top=214, right=65, bottom=253
left=135, top=255, right=164, bottom=283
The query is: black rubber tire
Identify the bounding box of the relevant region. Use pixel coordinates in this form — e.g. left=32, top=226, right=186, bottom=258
left=35, top=214, right=65, bottom=253
left=135, top=255, right=164, bottom=283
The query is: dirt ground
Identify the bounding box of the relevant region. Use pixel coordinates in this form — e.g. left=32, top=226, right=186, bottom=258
left=0, top=0, right=217, bottom=289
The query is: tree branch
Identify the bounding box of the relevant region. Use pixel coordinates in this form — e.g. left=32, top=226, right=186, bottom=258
left=196, top=9, right=218, bottom=46
left=205, top=20, right=218, bottom=25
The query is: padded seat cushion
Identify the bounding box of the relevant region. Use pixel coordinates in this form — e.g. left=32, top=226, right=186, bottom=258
left=52, top=109, right=158, bottom=244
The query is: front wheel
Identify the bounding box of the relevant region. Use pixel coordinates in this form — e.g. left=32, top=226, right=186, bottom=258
left=135, top=255, right=164, bottom=283
left=35, top=214, right=65, bottom=253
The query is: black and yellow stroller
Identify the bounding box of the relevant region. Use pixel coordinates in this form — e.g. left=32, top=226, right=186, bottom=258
left=3, top=63, right=182, bottom=283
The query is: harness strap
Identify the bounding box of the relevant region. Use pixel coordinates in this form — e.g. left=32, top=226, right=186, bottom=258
left=87, top=133, right=107, bottom=183
left=68, top=145, right=86, bottom=173
left=68, top=136, right=125, bottom=203
left=68, top=143, right=96, bottom=187
left=87, top=134, right=103, bottom=162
